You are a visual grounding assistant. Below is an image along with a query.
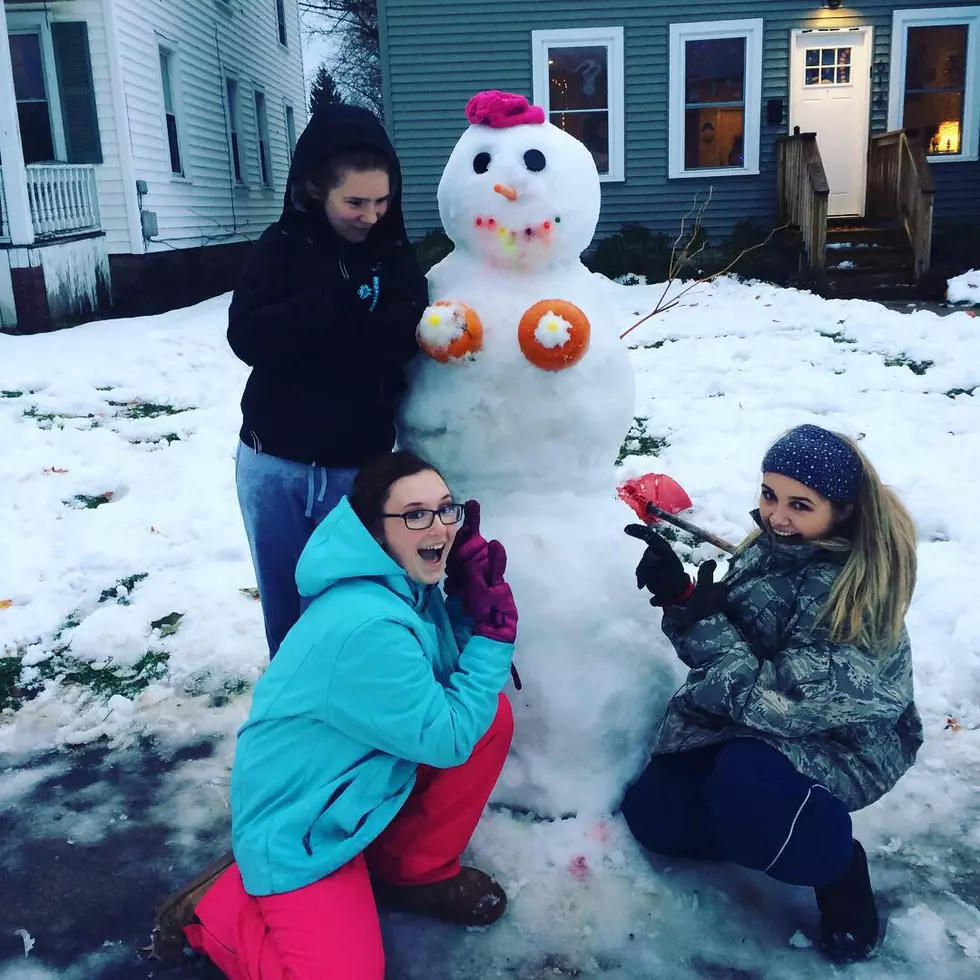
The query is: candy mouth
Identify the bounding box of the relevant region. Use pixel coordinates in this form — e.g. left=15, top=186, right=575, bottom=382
left=418, top=545, right=446, bottom=564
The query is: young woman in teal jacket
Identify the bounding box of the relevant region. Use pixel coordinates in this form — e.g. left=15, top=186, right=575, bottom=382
left=622, top=425, right=921, bottom=964
left=151, top=452, right=518, bottom=979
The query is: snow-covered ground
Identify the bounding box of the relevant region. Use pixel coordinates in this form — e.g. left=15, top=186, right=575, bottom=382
left=948, top=269, right=980, bottom=307
left=2, top=277, right=980, bottom=978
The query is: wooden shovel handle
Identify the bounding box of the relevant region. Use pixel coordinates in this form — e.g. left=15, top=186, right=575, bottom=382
left=645, top=502, right=738, bottom=555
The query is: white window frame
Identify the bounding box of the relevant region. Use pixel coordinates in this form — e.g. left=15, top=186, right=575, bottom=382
left=157, top=40, right=189, bottom=179
left=284, top=102, right=297, bottom=162
left=7, top=11, right=68, bottom=163
left=225, top=76, right=244, bottom=185
left=531, top=26, right=625, bottom=182
left=253, top=88, right=273, bottom=187
left=275, top=0, right=288, bottom=47
left=887, top=6, right=980, bottom=163
left=668, top=18, right=764, bottom=179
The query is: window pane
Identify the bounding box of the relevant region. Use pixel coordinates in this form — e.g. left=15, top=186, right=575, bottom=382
left=548, top=110, right=609, bottom=173
left=905, top=25, right=967, bottom=91
left=685, top=37, right=745, bottom=105
left=904, top=90, right=964, bottom=154
left=231, top=132, right=242, bottom=181
left=166, top=114, right=182, bottom=173
left=684, top=106, right=745, bottom=169
left=226, top=80, right=238, bottom=129
left=9, top=33, right=46, bottom=101
left=548, top=45, right=608, bottom=111
left=276, top=0, right=287, bottom=44
left=18, top=101, right=55, bottom=163
left=285, top=106, right=297, bottom=159
left=904, top=25, right=967, bottom=155
left=159, top=51, right=174, bottom=113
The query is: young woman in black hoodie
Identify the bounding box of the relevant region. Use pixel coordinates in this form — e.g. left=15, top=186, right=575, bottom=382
left=228, top=105, right=428, bottom=656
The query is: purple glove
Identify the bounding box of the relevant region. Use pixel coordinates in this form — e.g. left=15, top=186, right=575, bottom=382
left=444, top=500, right=489, bottom=600
left=468, top=540, right=518, bottom=645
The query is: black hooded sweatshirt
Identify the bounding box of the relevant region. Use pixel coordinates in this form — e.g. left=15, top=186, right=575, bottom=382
left=227, top=105, right=427, bottom=466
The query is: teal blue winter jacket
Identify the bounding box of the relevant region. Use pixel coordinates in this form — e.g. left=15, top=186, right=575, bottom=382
left=230, top=497, right=515, bottom=896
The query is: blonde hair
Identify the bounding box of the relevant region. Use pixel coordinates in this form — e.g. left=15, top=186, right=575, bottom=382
left=742, top=432, right=917, bottom=650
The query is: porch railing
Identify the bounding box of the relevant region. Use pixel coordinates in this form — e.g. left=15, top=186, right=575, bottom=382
left=867, top=131, right=934, bottom=280
left=25, top=164, right=101, bottom=239
left=776, top=130, right=829, bottom=272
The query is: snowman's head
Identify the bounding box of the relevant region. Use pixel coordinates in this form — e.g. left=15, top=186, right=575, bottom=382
left=437, top=91, right=601, bottom=271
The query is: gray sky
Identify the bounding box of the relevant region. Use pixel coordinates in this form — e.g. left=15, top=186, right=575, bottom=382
left=299, top=6, right=338, bottom=87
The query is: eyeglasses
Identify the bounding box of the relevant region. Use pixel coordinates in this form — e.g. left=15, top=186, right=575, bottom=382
left=381, top=503, right=465, bottom=530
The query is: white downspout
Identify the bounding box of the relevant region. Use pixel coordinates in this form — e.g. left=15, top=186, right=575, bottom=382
left=100, top=0, right=144, bottom=254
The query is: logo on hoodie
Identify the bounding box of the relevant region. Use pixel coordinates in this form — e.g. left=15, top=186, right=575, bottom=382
left=357, top=263, right=382, bottom=312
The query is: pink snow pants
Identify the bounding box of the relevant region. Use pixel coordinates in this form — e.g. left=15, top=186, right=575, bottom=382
left=184, top=694, right=513, bottom=980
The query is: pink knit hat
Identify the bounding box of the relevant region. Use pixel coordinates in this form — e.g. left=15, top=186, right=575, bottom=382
left=465, top=90, right=545, bottom=128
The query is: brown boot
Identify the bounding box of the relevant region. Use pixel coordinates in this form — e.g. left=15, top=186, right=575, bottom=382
left=373, top=866, right=507, bottom=927
left=145, top=851, right=235, bottom=963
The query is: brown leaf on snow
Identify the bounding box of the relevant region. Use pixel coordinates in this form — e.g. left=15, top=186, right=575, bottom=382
left=945, top=716, right=962, bottom=732
left=0, top=599, right=12, bottom=609
left=44, top=467, right=69, bottom=475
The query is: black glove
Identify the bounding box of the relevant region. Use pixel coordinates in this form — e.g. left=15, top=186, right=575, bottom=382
left=624, top=525, right=691, bottom=604
left=686, top=560, right=728, bottom=622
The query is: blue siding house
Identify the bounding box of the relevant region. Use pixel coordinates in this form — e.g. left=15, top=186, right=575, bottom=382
left=378, top=0, right=980, bottom=283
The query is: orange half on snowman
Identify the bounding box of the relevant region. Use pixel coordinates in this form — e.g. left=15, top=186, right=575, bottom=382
left=416, top=300, right=484, bottom=362
left=518, top=299, right=591, bottom=371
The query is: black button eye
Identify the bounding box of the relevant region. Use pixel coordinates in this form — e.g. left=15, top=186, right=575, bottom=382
left=523, top=149, right=546, bottom=172
left=473, top=152, right=491, bottom=174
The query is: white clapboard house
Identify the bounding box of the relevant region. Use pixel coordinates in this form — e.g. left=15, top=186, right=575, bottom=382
left=1, top=0, right=307, bottom=332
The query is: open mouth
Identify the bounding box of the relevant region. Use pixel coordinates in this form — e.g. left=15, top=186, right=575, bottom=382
left=769, top=526, right=802, bottom=540
left=418, top=544, right=446, bottom=565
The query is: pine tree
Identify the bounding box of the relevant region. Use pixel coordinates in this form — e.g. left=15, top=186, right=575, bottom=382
left=309, top=64, right=342, bottom=115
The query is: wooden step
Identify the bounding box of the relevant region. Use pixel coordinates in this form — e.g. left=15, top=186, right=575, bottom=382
left=825, top=226, right=907, bottom=248
left=819, top=268, right=923, bottom=301
left=826, top=244, right=914, bottom=272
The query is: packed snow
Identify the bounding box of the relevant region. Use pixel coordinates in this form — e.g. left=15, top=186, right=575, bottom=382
left=401, top=108, right=668, bottom=818
left=948, top=269, right=980, bottom=306
left=2, top=273, right=980, bottom=977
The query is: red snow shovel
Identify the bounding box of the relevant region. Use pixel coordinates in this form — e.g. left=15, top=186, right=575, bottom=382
left=618, top=473, right=737, bottom=555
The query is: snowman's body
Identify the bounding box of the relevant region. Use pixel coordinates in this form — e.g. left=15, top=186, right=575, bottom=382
left=399, top=93, right=677, bottom=818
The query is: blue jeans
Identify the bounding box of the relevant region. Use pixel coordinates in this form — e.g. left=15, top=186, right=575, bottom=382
left=621, top=738, right=853, bottom=888
left=235, top=441, right=357, bottom=657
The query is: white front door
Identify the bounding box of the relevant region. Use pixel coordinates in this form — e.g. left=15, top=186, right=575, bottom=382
left=790, top=27, right=873, bottom=218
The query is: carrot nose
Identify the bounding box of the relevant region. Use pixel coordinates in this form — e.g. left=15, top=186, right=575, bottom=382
left=493, top=183, right=518, bottom=202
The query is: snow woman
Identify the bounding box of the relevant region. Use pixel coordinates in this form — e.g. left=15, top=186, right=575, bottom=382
left=149, top=451, right=518, bottom=978
left=621, top=424, right=923, bottom=964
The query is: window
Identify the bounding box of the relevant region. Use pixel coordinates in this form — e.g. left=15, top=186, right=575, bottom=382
left=9, top=31, right=55, bottom=163
left=888, top=7, right=980, bottom=162
left=159, top=46, right=184, bottom=175
left=284, top=104, right=297, bottom=161
left=254, top=90, right=272, bottom=186
left=226, top=78, right=243, bottom=182
left=276, top=0, right=288, bottom=46
left=804, top=45, right=853, bottom=87
left=668, top=19, right=764, bottom=179
left=531, top=27, right=625, bottom=181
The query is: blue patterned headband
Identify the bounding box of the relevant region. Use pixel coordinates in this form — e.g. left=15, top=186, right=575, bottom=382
left=761, top=425, right=863, bottom=503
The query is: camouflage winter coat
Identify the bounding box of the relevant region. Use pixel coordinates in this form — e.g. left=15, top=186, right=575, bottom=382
left=653, top=521, right=923, bottom=811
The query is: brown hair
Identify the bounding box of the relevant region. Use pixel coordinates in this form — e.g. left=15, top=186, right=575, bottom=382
left=350, top=451, right=442, bottom=537
left=303, top=146, right=394, bottom=202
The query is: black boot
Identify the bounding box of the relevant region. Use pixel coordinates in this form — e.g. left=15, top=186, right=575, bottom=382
left=814, top=840, right=880, bottom=963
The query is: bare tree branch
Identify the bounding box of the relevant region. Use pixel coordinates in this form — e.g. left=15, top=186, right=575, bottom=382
left=301, top=0, right=383, bottom=117
left=620, top=196, right=790, bottom=342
